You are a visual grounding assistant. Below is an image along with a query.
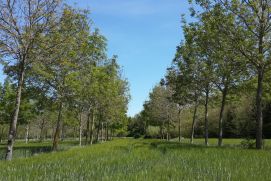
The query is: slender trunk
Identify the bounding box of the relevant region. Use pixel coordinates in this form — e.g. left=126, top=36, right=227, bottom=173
left=79, top=112, right=82, bottom=146
left=166, top=118, right=170, bottom=141
left=61, top=123, right=65, bottom=141
left=204, top=88, right=209, bottom=146
left=178, top=107, right=181, bottom=142
left=96, top=117, right=101, bottom=143
left=0, top=125, right=3, bottom=143
left=51, top=124, right=55, bottom=141
left=256, top=68, right=264, bottom=149
left=85, top=110, right=91, bottom=144
left=45, top=130, right=48, bottom=140
left=166, top=107, right=170, bottom=141
left=40, top=118, right=45, bottom=142
left=218, top=86, right=228, bottom=147
left=25, top=124, right=29, bottom=144
left=106, top=122, right=109, bottom=141
left=89, top=109, right=95, bottom=145
left=73, top=127, right=77, bottom=139
left=101, top=122, right=104, bottom=142
left=5, top=61, right=25, bottom=160
left=52, top=101, right=63, bottom=151
left=190, top=98, right=198, bottom=144
left=160, top=126, right=163, bottom=140
left=110, top=128, right=114, bottom=140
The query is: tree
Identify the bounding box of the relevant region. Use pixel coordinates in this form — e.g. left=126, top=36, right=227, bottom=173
left=32, top=7, right=91, bottom=150
left=0, top=0, right=62, bottom=160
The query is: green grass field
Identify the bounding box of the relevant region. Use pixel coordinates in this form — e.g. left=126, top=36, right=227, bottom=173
left=0, top=138, right=270, bottom=180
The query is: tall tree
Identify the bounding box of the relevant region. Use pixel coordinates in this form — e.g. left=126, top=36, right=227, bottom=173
left=32, top=7, right=90, bottom=150
left=0, top=0, right=61, bottom=160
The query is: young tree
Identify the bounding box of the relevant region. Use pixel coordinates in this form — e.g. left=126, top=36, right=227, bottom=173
left=0, top=0, right=61, bottom=160
left=32, top=7, right=91, bottom=150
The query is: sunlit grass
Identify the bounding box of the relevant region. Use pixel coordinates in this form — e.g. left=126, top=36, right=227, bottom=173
left=0, top=138, right=270, bottom=180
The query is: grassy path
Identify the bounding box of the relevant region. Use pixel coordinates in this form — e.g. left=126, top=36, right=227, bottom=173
left=0, top=138, right=270, bottom=180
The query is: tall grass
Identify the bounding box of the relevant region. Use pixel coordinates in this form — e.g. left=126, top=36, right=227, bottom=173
left=0, top=138, right=270, bottom=180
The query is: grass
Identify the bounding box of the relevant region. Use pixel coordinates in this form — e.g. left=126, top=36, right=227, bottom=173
left=0, top=138, right=270, bottom=180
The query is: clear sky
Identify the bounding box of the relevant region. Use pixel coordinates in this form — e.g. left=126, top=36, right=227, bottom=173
left=0, top=0, right=192, bottom=117
left=64, top=0, right=192, bottom=117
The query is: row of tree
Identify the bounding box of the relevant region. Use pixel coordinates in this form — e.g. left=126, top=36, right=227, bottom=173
left=129, top=0, right=271, bottom=149
left=0, top=0, right=129, bottom=160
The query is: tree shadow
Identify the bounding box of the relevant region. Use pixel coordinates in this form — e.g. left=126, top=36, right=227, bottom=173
left=0, top=145, right=52, bottom=160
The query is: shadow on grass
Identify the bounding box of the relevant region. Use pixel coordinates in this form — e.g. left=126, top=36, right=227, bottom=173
left=132, top=139, right=247, bottom=155
left=0, top=145, right=52, bottom=160
left=0, top=140, right=80, bottom=160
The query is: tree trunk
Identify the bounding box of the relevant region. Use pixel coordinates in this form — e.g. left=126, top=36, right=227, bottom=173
left=40, top=118, right=45, bottom=142
left=52, top=101, right=63, bottom=151
left=45, top=130, right=48, bottom=140
left=218, top=86, right=228, bottom=147
left=0, top=125, right=3, bottom=143
left=106, top=122, right=109, bottom=141
left=101, top=122, right=104, bottom=142
left=256, top=68, right=264, bottom=149
left=95, top=117, right=101, bottom=143
left=79, top=112, right=82, bottom=147
left=5, top=61, right=25, bottom=161
left=204, top=88, right=209, bottom=146
left=61, top=124, right=65, bottom=141
left=166, top=117, right=170, bottom=141
left=85, top=110, right=91, bottom=144
left=178, top=107, right=182, bottom=142
left=89, top=109, right=95, bottom=145
left=190, top=98, right=198, bottom=144
left=25, top=124, right=29, bottom=144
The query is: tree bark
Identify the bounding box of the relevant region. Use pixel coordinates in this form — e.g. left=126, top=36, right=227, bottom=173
left=101, top=122, right=104, bottom=142
left=204, top=88, right=209, bottom=146
left=85, top=110, right=91, bottom=144
left=106, top=122, right=109, bottom=141
left=52, top=101, right=63, bottom=151
left=166, top=117, right=170, bottom=141
left=89, top=109, right=95, bottom=145
left=178, top=107, right=182, bottom=142
left=0, top=125, right=3, bottom=143
left=5, top=61, right=25, bottom=161
left=39, top=118, right=45, bottom=142
left=79, top=112, right=82, bottom=146
left=166, top=107, right=170, bottom=141
left=218, top=86, right=228, bottom=147
left=95, top=117, right=101, bottom=143
left=190, top=98, right=198, bottom=144
left=61, top=123, right=65, bottom=141
left=25, top=124, right=29, bottom=144
left=256, top=68, right=264, bottom=149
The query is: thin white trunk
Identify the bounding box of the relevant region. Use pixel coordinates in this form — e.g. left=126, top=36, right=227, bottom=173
left=79, top=112, right=82, bottom=146
left=25, top=124, right=29, bottom=144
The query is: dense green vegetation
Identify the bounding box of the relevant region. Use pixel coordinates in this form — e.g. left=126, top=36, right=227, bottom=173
left=0, top=138, right=271, bottom=180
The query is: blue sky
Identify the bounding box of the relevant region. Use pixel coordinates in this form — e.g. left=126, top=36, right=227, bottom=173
left=65, top=0, right=192, bottom=116
left=0, top=0, right=192, bottom=116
